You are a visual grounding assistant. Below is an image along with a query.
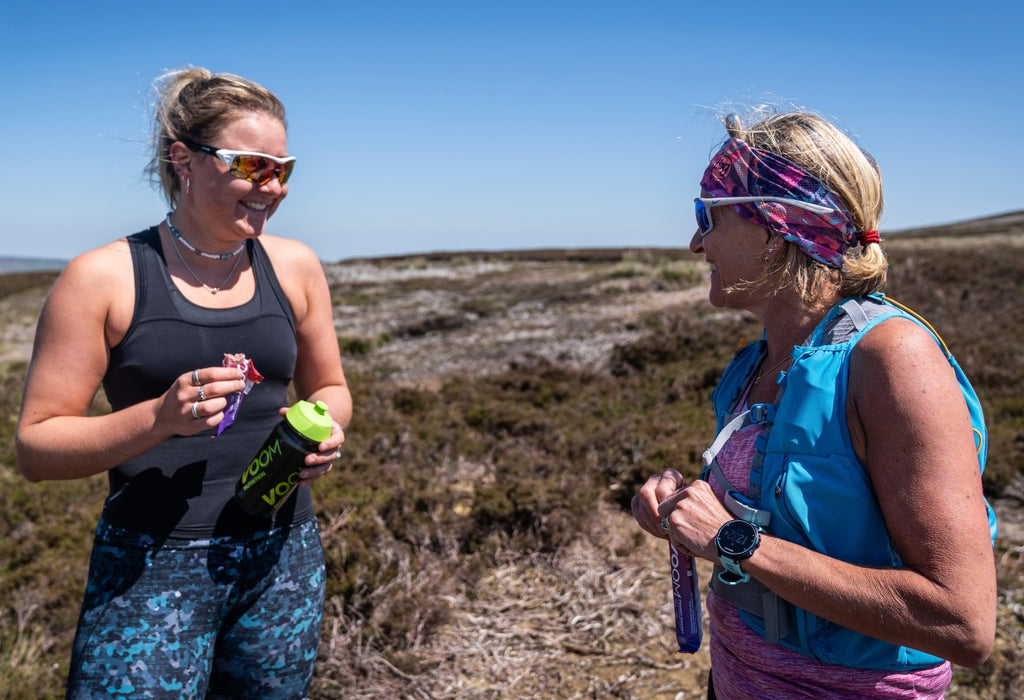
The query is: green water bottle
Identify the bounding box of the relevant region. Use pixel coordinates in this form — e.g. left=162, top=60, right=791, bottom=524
left=235, top=400, right=333, bottom=517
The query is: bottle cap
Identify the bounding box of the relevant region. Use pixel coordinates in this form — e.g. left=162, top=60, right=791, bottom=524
left=284, top=400, right=333, bottom=443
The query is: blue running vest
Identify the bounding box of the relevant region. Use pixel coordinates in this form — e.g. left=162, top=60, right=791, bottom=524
left=705, top=294, right=995, bottom=670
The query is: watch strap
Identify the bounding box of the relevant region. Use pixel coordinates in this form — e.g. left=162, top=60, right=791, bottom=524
left=717, top=555, right=751, bottom=585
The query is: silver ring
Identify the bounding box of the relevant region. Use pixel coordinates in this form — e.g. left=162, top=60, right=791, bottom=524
left=197, top=385, right=206, bottom=401
left=334, top=449, right=342, bottom=459
left=660, top=516, right=670, bottom=531
left=191, top=402, right=200, bottom=420
left=191, top=369, right=201, bottom=386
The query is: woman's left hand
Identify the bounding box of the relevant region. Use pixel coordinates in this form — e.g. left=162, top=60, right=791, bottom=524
left=299, top=418, right=346, bottom=487
left=633, top=468, right=736, bottom=562
left=656, top=479, right=733, bottom=562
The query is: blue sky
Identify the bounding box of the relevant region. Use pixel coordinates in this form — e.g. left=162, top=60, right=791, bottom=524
left=2, top=1, right=1022, bottom=262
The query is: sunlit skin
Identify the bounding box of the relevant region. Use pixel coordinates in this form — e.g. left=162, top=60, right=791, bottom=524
left=168, top=112, right=290, bottom=252
left=689, top=199, right=773, bottom=312
left=631, top=198, right=996, bottom=668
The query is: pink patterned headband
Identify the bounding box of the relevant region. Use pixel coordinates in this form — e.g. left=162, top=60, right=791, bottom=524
left=700, top=138, right=868, bottom=267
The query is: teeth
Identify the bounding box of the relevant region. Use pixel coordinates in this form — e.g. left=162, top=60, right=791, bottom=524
left=244, top=202, right=268, bottom=211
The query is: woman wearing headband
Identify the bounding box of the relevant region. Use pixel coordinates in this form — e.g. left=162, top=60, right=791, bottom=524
left=16, top=67, right=351, bottom=697
left=632, top=111, right=995, bottom=697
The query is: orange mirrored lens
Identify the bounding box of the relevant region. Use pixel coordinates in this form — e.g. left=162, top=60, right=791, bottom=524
left=229, top=155, right=294, bottom=185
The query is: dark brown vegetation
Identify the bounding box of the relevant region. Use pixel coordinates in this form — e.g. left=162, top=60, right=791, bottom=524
left=1, top=220, right=1022, bottom=699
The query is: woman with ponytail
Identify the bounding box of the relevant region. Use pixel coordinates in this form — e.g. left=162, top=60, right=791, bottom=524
left=17, top=67, right=351, bottom=698
left=632, top=110, right=995, bottom=698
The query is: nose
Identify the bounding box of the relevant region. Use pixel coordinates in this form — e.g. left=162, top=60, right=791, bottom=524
left=688, top=229, right=704, bottom=254
left=256, top=174, right=286, bottom=196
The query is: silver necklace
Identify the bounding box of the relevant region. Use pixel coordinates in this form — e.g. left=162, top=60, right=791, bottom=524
left=167, top=223, right=245, bottom=294
left=165, top=213, right=245, bottom=260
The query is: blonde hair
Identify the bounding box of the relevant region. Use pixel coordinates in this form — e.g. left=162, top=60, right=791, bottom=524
left=724, top=109, right=887, bottom=302
left=145, top=67, right=287, bottom=207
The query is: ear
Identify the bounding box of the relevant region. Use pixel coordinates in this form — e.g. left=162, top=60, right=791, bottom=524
left=168, top=141, right=193, bottom=175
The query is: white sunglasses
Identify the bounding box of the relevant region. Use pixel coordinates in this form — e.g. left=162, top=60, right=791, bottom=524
left=695, top=196, right=835, bottom=237
left=184, top=141, right=296, bottom=185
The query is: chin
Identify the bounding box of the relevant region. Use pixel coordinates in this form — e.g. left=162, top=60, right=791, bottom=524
left=236, top=215, right=269, bottom=237
left=707, top=281, right=729, bottom=308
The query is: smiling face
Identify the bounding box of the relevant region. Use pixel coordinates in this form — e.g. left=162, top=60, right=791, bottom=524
left=172, top=111, right=290, bottom=248
left=689, top=199, right=773, bottom=310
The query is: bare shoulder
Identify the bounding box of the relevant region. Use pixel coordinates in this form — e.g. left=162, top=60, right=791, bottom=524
left=846, top=315, right=961, bottom=454
left=852, top=315, right=950, bottom=377
left=257, top=234, right=328, bottom=324
left=848, top=314, right=969, bottom=460
left=258, top=233, right=322, bottom=274
left=46, top=239, right=134, bottom=320
left=34, top=240, right=135, bottom=352
left=27, top=238, right=135, bottom=406
left=850, top=313, right=966, bottom=423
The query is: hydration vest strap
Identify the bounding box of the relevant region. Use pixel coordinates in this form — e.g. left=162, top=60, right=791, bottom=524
left=703, top=404, right=774, bottom=474
left=703, top=404, right=774, bottom=494
left=724, top=490, right=772, bottom=528
left=703, top=410, right=752, bottom=477
left=839, top=297, right=872, bottom=332
left=711, top=563, right=791, bottom=643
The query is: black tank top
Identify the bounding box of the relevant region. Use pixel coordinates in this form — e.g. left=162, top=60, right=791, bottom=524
left=101, top=226, right=313, bottom=538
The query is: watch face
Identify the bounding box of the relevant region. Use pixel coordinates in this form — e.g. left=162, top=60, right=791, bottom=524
left=717, top=520, right=757, bottom=557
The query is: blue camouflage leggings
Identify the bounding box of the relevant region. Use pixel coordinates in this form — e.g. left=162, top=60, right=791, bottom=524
left=66, top=517, right=325, bottom=699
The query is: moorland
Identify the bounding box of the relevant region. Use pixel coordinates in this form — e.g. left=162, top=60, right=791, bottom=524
left=1, top=212, right=1022, bottom=699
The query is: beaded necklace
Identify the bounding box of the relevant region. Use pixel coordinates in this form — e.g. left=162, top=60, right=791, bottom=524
left=166, top=222, right=245, bottom=294
left=165, top=213, right=245, bottom=260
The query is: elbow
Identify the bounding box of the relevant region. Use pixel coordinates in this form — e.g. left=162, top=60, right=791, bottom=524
left=14, top=437, right=46, bottom=483
left=930, top=557, right=998, bottom=668
left=16, top=461, right=44, bottom=483
left=951, top=626, right=995, bottom=669
left=16, top=456, right=45, bottom=484
left=954, top=626, right=995, bottom=671
left=945, top=610, right=996, bottom=668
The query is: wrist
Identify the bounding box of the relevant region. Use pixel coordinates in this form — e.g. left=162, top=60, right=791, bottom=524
left=715, top=519, right=761, bottom=585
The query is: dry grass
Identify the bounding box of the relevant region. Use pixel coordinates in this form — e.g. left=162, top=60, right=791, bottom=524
left=1, top=223, right=1022, bottom=699
left=313, top=506, right=713, bottom=699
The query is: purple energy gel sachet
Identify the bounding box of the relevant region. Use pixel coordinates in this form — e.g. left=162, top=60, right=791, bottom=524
left=669, top=542, right=702, bottom=653
left=215, top=353, right=264, bottom=437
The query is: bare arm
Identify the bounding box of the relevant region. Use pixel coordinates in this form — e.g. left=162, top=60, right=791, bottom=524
left=15, top=242, right=245, bottom=481
left=261, top=236, right=352, bottom=482
left=634, top=318, right=996, bottom=667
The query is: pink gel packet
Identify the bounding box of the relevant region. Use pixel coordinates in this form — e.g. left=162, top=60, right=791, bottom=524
left=669, top=542, right=702, bottom=653
left=215, top=353, right=264, bottom=437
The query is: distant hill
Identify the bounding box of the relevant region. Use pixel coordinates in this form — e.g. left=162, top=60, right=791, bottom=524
left=341, top=209, right=1024, bottom=265
left=0, top=256, right=66, bottom=274
left=886, top=209, right=1024, bottom=238
left=2, top=208, right=1021, bottom=273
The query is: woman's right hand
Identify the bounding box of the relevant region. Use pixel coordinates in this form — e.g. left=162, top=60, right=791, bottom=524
left=631, top=469, right=687, bottom=539
left=163, top=366, right=246, bottom=436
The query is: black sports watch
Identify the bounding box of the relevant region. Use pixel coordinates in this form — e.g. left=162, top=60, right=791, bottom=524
left=715, top=519, right=761, bottom=585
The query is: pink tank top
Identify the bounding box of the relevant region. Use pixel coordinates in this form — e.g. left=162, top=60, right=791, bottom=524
left=706, top=416, right=951, bottom=698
